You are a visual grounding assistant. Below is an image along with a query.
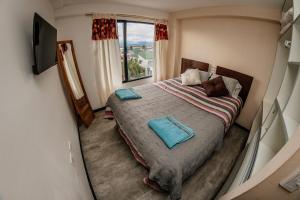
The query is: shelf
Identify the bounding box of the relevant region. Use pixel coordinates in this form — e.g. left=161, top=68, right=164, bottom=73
left=228, top=105, right=263, bottom=189
left=262, top=99, right=274, bottom=122
left=262, top=41, right=290, bottom=119
left=279, top=23, right=293, bottom=42
left=294, top=0, right=300, bottom=22
left=277, top=64, right=299, bottom=110
left=294, top=14, right=300, bottom=26
left=282, top=0, right=293, bottom=13
left=281, top=65, right=300, bottom=138
left=288, top=16, right=300, bottom=65
left=264, top=111, right=286, bottom=149
left=276, top=104, right=289, bottom=141
left=282, top=113, right=299, bottom=139
left=229, top=128, right=261, bottom=189
left=247, top=104, right=263, bottom=144
left=251, top=142, right=276, bottom=177
left=252, top=112, right=287, bottom=177
left=261, top=100, right=277, bottom=139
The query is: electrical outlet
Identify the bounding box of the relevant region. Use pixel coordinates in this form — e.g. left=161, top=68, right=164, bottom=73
left=280, top=169, right=300, bottom=193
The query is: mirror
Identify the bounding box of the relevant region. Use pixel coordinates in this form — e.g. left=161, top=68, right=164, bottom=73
left=57, top=40, right=95, bottom=127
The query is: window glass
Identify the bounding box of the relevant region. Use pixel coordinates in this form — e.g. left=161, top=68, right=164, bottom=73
left=117, top=21, right=154, bottom=82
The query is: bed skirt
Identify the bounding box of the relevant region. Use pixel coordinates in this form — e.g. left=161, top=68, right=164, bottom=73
left=116, top=121, right=166, bottom=193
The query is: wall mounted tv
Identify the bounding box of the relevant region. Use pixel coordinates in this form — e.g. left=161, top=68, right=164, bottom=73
left=32, top=13, right=57, bottom=75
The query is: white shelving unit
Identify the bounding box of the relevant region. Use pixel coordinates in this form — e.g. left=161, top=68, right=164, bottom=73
left=251, top=102, right=287, bottom=176
left=229, top=0, right=300, bottom=188
left=250, top=0, right=300, bottom=178
left=262, top=39, right=290, bottom=121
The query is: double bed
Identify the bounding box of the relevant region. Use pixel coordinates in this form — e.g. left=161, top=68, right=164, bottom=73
left=107, top=58, right=253, bottom=200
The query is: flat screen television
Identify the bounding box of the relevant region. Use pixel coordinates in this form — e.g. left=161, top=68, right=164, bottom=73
left=32, top=13, right=57, bottom=75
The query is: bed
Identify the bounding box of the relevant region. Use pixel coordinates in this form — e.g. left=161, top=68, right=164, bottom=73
left=106, top=58, right=253, bottom=200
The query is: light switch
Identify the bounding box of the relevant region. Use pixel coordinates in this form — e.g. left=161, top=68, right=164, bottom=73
left=280, top=170, right=300, bottom=193
left=68, top=141, right=72, bottom=150
left=69, top=152, right=73, bottom=164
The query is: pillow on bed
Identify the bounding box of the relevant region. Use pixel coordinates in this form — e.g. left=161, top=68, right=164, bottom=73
left=181, top=69, right=201, bottom=85
left=181, top=69, right=210, bottom=86
left=232, top=82, right=242, bottom=98
left=202, top=76, right=229, bottom=97
left=199, top=70, right=210, bottom=82
left=211, top=74, right=242, bottom=98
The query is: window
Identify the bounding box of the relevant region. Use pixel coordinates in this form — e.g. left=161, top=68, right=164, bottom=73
left=117, top=21, right=154, bottom=82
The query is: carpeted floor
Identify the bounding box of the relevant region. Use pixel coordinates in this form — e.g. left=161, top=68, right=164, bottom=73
left=79, top=112, right=248, bottom=200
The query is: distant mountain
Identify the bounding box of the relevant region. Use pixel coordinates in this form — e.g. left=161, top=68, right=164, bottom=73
left=119, top=41, right=154, bottom=48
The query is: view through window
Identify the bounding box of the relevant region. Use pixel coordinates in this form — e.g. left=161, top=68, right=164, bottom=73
left=118, top=21, right=154, bottom=82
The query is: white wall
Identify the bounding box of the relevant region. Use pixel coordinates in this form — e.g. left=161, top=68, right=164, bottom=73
left=55, top=2, right=169, bottom=109
left=0, top=0, right=93, bottom=200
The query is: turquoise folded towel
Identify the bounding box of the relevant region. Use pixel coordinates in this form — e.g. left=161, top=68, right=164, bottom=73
left=148, top=116, right=194, bottom=149
left=115, top=88, right=142, bottom=100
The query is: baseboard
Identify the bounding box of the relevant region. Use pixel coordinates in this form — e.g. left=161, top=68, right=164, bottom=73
left=234, top=123, right=250, bottom=132
left=77, top=126, right=97, bottom=200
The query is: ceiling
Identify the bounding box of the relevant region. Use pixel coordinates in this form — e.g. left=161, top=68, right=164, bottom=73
left=50, top=0, right=284, bottom=12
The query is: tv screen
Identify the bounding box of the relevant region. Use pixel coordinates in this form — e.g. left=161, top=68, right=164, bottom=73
left=32, top=13, right=57, bottom=75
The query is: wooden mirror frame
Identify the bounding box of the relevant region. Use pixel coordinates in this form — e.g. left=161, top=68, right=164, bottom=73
left=56, top=40, right=95, bottom=127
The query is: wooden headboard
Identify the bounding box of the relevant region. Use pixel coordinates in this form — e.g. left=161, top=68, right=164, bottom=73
left=180, top=58, right=253, bottom=103
left=216, top=66, right=253, bottom=103
left=181, top=58, right=209, bottom=73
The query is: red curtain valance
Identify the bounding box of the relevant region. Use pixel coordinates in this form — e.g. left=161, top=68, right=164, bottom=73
left=92, top=18, right=118, bottom=40
left=155, top=24, right=168, bottom=41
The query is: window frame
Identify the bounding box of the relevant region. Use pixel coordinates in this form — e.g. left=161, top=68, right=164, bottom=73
left=117, top=20, right=154, bottom=83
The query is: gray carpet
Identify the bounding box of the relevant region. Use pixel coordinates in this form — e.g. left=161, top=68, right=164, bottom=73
left=80, top=112, right=248, bottom=200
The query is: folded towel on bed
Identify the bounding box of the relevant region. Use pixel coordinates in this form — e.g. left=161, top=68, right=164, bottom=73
left=148, top=116, right=194, bottom=149
left=115, top=88, right=142, bottom=100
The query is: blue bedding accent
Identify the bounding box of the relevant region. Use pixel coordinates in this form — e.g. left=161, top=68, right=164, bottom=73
left=115, top=88, right=142, bottom=100
left=148, top=116, right=195, bottom=149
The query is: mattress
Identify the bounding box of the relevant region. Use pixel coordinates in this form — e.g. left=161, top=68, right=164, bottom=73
left=106, top=79, right=242, bottom=200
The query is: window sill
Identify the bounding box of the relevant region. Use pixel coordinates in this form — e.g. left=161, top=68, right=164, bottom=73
left=122, top=76, right=152, bottom=83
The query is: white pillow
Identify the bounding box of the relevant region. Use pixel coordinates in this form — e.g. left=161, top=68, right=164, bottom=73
left=181, top=69, right=201, bottom=86
left=232, top=82, right=242, bottom=98
left=200, top=70, right=210, bottom=82
left=211, top=74, right=242, bottom=98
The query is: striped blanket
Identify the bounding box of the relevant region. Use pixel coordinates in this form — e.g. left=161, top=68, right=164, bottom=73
left=154, top=78, right=243, bottom=131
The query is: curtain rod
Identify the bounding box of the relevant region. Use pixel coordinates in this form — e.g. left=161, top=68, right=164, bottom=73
left=85, top=12, right=168, bottom=22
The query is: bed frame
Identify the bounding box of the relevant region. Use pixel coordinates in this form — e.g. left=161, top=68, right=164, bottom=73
left=181, top=58, right=209, bottom=73
left=180, top=58, right=253, bottom=103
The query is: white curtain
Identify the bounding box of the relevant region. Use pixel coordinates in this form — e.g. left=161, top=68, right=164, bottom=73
left=153, top=23, right=169, bottom=82
left=92, top=18, right=122, bottom=107
left=154, top=40, right=168, bottom=81
left=93, top=40, right=122, bottom=107
left=60, top=44, right=84, bottom=100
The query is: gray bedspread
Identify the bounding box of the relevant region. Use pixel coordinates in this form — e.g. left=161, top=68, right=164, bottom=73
left=107, top=83, right=225, bottom=200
